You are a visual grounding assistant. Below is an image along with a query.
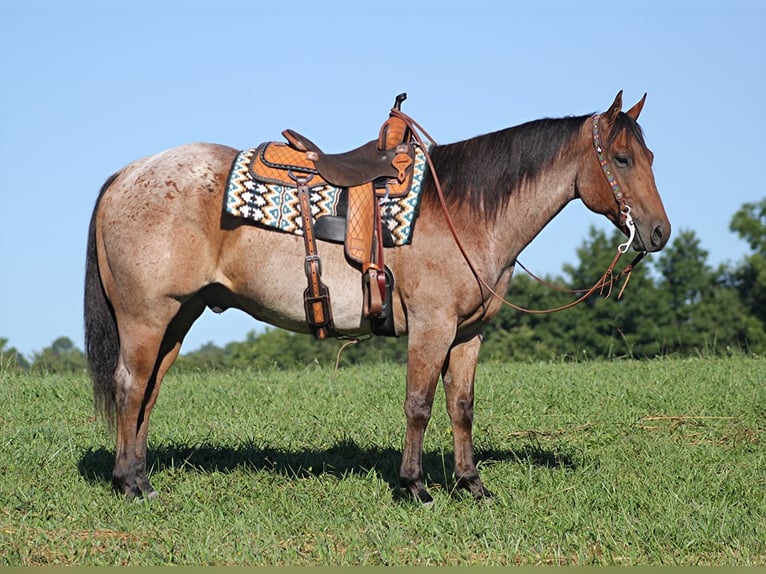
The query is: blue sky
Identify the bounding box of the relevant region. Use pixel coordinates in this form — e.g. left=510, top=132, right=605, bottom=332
left=1, top=1, right=764, bottom=359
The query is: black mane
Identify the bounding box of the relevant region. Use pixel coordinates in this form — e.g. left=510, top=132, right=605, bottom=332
left=423, top=112, right=646, bottom=221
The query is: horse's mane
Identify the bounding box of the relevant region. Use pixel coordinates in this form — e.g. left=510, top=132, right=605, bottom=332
left=424, top=112, right=645, bottom=221
left=607, top=111, right=647, bottom=150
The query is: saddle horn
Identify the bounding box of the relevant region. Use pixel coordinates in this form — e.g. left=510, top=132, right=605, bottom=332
left=378, top=93, right=410, bottom=151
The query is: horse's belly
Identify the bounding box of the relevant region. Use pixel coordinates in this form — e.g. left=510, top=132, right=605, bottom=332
left=217, top=227, right=371, bottom=335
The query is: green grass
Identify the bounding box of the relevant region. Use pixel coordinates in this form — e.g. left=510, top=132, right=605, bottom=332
left=1, top=357, right=764, bottom=565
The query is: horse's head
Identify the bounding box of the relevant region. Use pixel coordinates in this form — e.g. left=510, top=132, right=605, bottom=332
left=577, top=91, right=670, bottom=252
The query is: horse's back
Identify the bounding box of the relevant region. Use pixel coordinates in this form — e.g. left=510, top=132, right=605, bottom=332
left=102, top=142, right=237, bottom=214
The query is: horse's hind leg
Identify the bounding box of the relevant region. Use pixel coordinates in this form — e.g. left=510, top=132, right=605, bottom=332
left=112, top=298, right=205, bottom=498
left=442, top=333, right=493, bottom=499
left=111, top=320, right=164, bottom=498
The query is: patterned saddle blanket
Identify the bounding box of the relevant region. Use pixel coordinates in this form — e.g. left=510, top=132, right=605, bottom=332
left=224, top=143, right=428, bottom=246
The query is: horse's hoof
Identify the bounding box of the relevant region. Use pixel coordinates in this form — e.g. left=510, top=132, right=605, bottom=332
left=478, top=489, right=496, bottom=504
left=412, top=485, right=434, bottom=506
left=418, top=491, right=435, bottom=507
left=143, top=488, right=159, bottom=501
left=114, top=477, right=158, bottom=502
left=401, top=478, right=434, bottom=506
left=128, top=488, right=158, bottom=503
left=457, top=475, right=495, bottom=501
left=475, top=485, right=495, bottom=501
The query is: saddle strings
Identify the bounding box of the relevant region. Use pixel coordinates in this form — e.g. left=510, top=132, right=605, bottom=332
left=389, top=109, right=642, bottom=315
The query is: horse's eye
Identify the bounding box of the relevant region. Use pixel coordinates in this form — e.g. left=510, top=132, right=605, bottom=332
left=614, top=154, right=632, bottom=168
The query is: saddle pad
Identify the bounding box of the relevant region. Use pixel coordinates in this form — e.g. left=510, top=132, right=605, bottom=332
left=224, top=143, right=429, bottom=246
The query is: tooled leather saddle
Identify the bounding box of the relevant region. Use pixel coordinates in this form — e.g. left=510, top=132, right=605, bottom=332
left=247, top=94, right=418, bottom=340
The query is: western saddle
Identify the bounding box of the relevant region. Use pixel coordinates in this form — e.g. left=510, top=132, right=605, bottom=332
left=249, top=94, right=417, bottom=339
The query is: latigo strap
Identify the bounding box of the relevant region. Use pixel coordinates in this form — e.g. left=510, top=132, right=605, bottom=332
left=292, top=172, right=335, bottom=340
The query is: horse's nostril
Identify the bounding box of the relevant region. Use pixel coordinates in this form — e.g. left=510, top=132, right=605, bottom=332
left=651, top=224, right=665, bottom=247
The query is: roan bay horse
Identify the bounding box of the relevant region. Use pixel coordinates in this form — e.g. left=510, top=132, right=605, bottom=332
left=84, top=92, right=670, bottom=504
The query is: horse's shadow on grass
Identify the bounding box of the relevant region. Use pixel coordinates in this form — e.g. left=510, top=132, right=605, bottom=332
left=78, top=438, right=578, bottom=500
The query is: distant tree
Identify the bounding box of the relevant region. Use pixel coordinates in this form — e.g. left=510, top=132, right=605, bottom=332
left=485, top=226, right=749, bottom=360
left=0, top=337, right=30, bottom=370
left=729, top=198, right=766, bottom=328
left=730, top=198, right=766, bottom=253
left=482, top=271, right=580, bottom=361
left=30, top=336, right=87, bottom=373
left=174, top=341, right=229, bottom=371
left=482, top=226, right=659, bottom=360
left=560, top=226, right=668, bottom=358
left=223, top=328, right=332, bottom=369
left=340, top=334, right=408, bottom=365
left=230, top=327, right=408, bottom=368
left=653, top=229, right=765, bottom=354
left=177, top=326, right=409, bottom=371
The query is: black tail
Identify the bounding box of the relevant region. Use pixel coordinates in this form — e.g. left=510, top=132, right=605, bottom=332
left=84, top=172, right=121, bottom=428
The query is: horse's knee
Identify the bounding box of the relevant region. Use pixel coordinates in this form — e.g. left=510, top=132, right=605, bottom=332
left=113, top=363, right=129, bottom=405
left=443, top=374, right=475, bottom=424
left=404, top=393, right=433, bottom=425
left=114, top=356, right=150, bottom=400
left=450, top=396, right=474, bottom=427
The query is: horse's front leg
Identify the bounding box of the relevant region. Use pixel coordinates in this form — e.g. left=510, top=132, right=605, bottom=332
left=400, top=326, right=453, bottom=505
left=442, top=332, right=493, bottom=499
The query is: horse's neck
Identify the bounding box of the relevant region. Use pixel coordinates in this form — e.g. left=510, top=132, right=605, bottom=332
left=419, top=125, right=586, bottom=287
left=473, top=157, right=579, bottom=281
left=426, top=120, right=589, bottom=278
left=506, top=162, right=578, bottom=254
left=417, top=157, right=578, bottom=297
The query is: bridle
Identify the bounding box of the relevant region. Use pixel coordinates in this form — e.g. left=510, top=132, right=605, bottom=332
left=592, top=113, right=638, bottom=254
left=390, top=108, right=646, bottom=315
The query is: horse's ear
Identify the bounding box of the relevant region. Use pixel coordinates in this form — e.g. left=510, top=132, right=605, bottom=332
left=626, top=93, right=647, bottom=120
left=604, top=90, right=623, bottom=125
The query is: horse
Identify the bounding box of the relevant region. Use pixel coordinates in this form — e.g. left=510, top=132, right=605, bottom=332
left=84, top=92, right=670, bottom=504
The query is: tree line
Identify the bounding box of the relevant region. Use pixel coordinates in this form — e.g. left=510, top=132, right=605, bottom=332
left=3, top=199, right=764, bottom=373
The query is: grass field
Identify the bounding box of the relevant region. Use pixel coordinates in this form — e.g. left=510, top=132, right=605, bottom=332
left=1, top=356, right=764, bottom=565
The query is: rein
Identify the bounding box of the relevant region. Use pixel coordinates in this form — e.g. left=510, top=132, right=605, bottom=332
left=390, top=109, right=646, bottom=315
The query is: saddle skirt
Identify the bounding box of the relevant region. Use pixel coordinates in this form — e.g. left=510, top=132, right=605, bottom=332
left=250, top=141, right=327, bottom=187
left=224, top=141, right=428, bottom=246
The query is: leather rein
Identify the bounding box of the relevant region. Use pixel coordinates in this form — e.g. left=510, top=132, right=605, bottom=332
left=390, top=109, right=647, bottom=315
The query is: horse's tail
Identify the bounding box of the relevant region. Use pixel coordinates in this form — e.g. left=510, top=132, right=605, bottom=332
left=84, top=172, right=121, bottom=428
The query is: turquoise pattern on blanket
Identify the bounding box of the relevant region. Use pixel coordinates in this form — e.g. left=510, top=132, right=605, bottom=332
left=224, top=144, right=427, bottom=245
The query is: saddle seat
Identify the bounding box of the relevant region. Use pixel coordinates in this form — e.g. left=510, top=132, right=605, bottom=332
left=282, top=129, right=401, bottom=187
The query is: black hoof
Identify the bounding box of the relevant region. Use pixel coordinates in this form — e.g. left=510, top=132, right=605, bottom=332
left=456, top=475, right=494, bottom=501
left=401, top=479, right=434, bottom=506
left=112, top=475, right=158, bottom=501
left=131, top=489, right=159, bottom=503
